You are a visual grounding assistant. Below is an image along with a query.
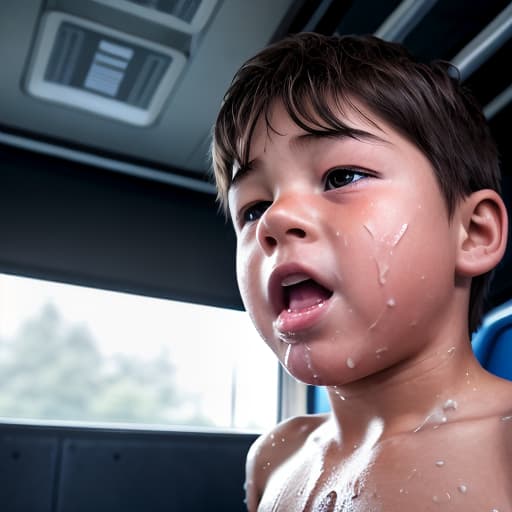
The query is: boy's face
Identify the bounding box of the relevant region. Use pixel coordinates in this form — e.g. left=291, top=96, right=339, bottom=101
left=228, top=101, right=463, bottom=386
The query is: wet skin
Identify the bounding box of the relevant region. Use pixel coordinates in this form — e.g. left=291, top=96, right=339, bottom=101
left=228, top=102, right=512, bottom=511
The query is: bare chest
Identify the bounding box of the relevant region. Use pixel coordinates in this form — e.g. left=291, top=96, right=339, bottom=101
left=257, top=425, right=512, bottom=512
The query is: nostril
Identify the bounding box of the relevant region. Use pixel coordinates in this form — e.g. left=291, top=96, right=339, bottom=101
left=265, top=236, right=278, bottom=247
left=287, top=228, right=306, bottom=238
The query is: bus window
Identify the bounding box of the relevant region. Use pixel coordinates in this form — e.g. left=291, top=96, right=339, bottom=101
left=0, top=273, right=278, bottom=431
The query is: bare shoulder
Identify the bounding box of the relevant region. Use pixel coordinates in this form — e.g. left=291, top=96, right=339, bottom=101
left=244, top=414, right=328, bottom=512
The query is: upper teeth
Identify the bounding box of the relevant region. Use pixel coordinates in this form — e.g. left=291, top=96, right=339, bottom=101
left=281, top=273, right=311, bottom=287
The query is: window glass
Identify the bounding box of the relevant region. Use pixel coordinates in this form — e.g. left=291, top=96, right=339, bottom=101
left=0, top=273, right=278, bottom=430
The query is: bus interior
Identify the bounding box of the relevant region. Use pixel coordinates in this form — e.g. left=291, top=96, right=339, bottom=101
left=0, top=0, right=511, bottom=510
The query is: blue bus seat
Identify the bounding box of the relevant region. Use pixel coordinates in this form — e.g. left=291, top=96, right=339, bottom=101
left=472, top=299, right=512, bottom=381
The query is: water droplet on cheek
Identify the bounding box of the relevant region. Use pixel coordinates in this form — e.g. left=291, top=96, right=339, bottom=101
left=391, top=223, right=408, bottom=247
left=458, top=484, right=468, bottom=493
left=386, top=298, right=396, bottom=307
left=346, top=357, right=356, bottom=369
left=435, top=460, right=445, bottom=467
left=376, top=260, right=389, bottom=285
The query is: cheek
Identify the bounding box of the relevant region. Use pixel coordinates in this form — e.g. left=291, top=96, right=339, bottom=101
left=334, top=199, right=454, bottom=318
left=236, top=242, right=254, bottom=308
left=236, top=242, right=272, bottom=337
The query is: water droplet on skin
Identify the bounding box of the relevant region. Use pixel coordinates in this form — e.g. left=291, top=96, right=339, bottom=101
left=414, top=408, right=449, bottom=432
left=407, top=469, right=418, bottom=480
left=271, top=442, right=276, bottom=447
left=376, top=260, right=389, bottom=285
left=281, top=437, right=285, bottom=443
left=386, top=298, right=396, bottom=307
left=391, top=223, right=408, bottom=247
left=346, top=357, right=356, bottom=369
left=435, top=460, right=445, bottom=467
left=458, top=484, right=468, bottom=493
left=443, top=399, right=458, bottom=411
left=432, top=492, right=451, bottom=503
left=368, top=308, right=386, bottom=330
left=336, top=231, right=340, bottom=237
left=284, top=344, right=292, bottom=368
left=447, top=346, right=456, bottom=355
left=333, top=387, right=346, bottom=401
left=501, top=415, right=512, bottom=421
left=375, top=347, right=388, bottom=359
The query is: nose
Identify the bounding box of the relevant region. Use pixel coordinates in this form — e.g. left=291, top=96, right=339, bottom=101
left=256, top=195, right=318, bottom=254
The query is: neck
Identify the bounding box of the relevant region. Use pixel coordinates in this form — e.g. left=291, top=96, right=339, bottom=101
left=326, top=335, right=488, bottom=445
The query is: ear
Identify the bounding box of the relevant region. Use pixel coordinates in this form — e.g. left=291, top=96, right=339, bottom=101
left=456, top=189, right=508, bottom=277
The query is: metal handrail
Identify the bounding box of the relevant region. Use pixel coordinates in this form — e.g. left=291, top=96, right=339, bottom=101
left=484, top=83, right=512, bottom=120
left=375, top=0, right=439, bottom=42
left=452, top=2, right=512, bottom=82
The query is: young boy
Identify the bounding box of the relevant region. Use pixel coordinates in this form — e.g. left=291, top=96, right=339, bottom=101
left=212, top=33, right=512, bottom=511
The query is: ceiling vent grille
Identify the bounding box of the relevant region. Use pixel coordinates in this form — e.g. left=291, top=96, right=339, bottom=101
left=93, top=0, right=218, bottom=33
left=26, top=12, right=186, bottom=125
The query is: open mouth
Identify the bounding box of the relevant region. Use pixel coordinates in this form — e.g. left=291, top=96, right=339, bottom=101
left=281, top=273, right=333, bottom=313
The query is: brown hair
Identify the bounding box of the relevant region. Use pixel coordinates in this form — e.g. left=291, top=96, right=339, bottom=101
left=211, top=32, right=501, bottom=332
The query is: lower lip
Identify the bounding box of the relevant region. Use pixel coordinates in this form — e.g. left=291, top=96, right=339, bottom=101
left=274, top=298, right=331, bottom=341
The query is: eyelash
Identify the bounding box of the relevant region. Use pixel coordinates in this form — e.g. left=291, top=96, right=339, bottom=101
left=238, top=167, right=371, bottom=226
left=323, top=166, right=370, bottom=191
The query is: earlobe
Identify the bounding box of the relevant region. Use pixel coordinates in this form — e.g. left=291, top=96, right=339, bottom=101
left=456, top=189, right=508, bottom=277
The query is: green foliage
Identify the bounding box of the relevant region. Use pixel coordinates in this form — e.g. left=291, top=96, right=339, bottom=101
left=0, top=303, right=212, bottom=426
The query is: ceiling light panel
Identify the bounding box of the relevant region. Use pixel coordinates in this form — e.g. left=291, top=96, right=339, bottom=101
left=26, top=12, right=186, bottom=126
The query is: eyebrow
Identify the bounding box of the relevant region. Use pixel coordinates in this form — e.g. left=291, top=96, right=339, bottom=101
left=229, top=128, right=389, bottom=191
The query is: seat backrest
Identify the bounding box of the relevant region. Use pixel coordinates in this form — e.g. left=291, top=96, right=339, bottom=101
left=472, top=299, right=512, bottom=381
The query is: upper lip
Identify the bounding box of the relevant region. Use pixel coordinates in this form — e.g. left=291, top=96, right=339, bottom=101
left=267, top=262, right=334, bottom=316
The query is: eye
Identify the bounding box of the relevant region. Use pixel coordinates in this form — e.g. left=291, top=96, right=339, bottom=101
left=324, top=167, right=369, bottom=191
left=241, top=201, right=272, bottom=224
